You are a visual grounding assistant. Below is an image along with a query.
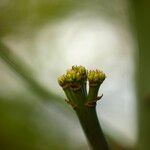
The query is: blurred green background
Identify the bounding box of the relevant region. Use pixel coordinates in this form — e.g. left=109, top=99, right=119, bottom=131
left=0, top=0, right=149, bottom=150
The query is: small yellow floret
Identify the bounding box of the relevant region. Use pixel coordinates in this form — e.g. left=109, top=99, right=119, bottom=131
left=88, top=70, right=106, bottom=84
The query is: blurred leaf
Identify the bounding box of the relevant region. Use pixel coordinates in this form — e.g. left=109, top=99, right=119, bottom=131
left=132, top=0, right=150, bottom=149
left=0, top=41, right=63, bottom=102
left=0, top=0, right=129, bottom=37
left=0, top=96, right=74, bottom=150
left=0, top=0, right=77, bottom=36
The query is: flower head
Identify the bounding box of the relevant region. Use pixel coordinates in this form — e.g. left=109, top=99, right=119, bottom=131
left=88, top=70, right=106, bottom=86
left=71, top=65, right=87, bottom=80
left=58, top=74, right=68, bottom=88
left=58, top=65, right=87, bottom=89
left=58, top=66, right=106, bottom=107
left=66, top=69, right=82, bottom=82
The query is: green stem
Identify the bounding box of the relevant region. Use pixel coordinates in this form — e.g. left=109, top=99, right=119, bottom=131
left=59, top=67, right=108, bottom=149
left=63, top=85, right=109, bottom=149
left=75, top=106, right=109, bottom=150
left=87, top=85, right=100, bottom=102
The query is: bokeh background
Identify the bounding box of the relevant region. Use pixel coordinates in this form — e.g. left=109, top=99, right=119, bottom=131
left=0, top=0, right=149, bottom=150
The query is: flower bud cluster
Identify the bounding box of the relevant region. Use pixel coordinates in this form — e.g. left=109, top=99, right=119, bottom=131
left=88, top=70, right=106, bottom=86
left=58, top=65, right=106, bottom=108
left=58, top=75, right=67, bottom=88
left=58, top=65, right=87, bottom=89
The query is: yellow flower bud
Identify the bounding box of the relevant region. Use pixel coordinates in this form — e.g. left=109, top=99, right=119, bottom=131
left=58, top=75, right=67, bottom=87
left=88, top=70, right=106, bottom=85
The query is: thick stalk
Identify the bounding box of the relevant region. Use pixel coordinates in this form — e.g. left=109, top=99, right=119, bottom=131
left=58, top=66, right=109, bottom=149
left=75, top=106, right=109, bottom=150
